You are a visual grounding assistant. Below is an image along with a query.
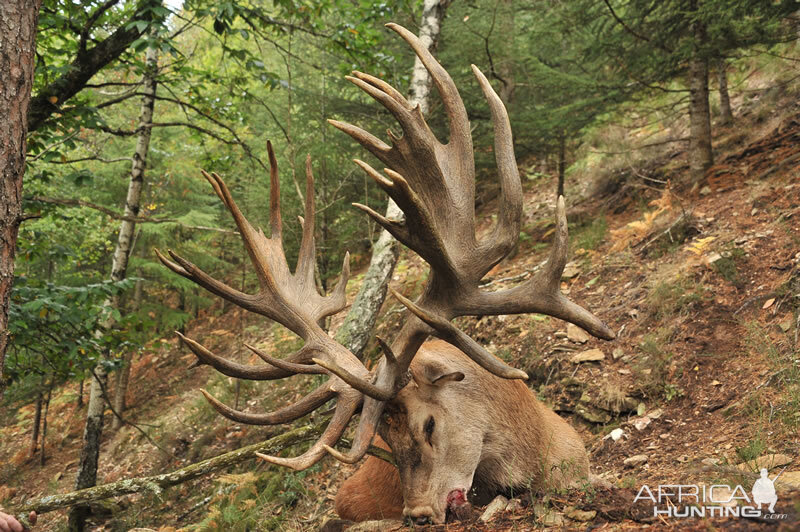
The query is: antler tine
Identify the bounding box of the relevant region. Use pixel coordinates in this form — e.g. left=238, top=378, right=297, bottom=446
left=385, top=23, right=472, bottom=159
left=391, top=289, right=527, bottom=380
left=267, top=140, right=281, bottom=240
left=312, top=357, right=394, bottom=401
left=244, top=343, right=326, bottom=375
left=176, top=332, right=315, bottom=380
left=156, top=249, right=260, bottom=317
left=199, top=386, right=335, bottom=425
left=468, top=197, right=616, bottom=340
left=471, top=65, right=523, bottom=272
left=295, top=155, right=316, bottom=280
left=327, top=120, right=393, bottom=166
left=256, top=392, right=361, bottom=471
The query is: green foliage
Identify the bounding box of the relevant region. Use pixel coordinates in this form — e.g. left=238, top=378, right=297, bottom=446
left=4, top=277, right=135, bottom=403
left=645, top=276, right=706, bottom=320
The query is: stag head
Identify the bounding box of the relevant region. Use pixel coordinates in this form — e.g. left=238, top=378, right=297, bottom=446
left=158, top=22, right=613, bottom=523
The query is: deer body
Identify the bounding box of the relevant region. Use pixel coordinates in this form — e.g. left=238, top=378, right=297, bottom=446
left=337, top=340, right=589, bottom=524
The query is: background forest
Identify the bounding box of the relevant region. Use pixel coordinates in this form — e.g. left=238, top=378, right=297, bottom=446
left=2, top=0, right=800, bottom=530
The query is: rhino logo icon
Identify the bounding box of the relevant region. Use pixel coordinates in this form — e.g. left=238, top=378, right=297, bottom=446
left=752, top=468, right=781, bottom=514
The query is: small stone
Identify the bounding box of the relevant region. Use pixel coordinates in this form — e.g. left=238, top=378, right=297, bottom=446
left=480, top=495, right=509, bottom=522
left=751, top=208, right=759, bottom=216
left=612, top=348, right=625, bottom=360
left=570, top=348, right=605, bottom=363
left=633, top=416, right=652, bottom=431
left=534, top=504, right=565, bottom=526
left=564, top=506, right=597, bottom=522
left=676, top=455, right=690, bottom=463
left=659, top=433, right=669, bottom=439
left=648, top=408, right=664, bottom=419
left=618, top=368, right=631, bottom=375
left=700, top=186, right=712, bottom=196
left=505, top=498, right=523, bottom=512
left=567, top=323, right=591, bottom=343
left=554, top=331, right=568, bottom=339
left=707, top=252, right=722, bottom=264
left=737, top=453, right=793, bottom=472
left=702, top=457, right=719, bottom=466
left=608, top=428, right=625, bottom=441
left=779, top=318, right=792, bottom=332
left=562, top=262, right=580, bottom=279
left=623, top=454, right=649, bottom=468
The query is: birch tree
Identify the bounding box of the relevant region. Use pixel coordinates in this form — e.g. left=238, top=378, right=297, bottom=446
left=335, top=0, right=451, bottom=357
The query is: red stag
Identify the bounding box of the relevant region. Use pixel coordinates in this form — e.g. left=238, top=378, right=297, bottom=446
left=158, top=23, right=613, bottom=526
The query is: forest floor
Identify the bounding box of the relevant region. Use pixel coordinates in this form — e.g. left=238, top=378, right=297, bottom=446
left=2, top=78, right=800, bottom=531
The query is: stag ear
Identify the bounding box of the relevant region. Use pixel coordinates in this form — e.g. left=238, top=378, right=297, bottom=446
left=411, top=359, right=465, bottom=387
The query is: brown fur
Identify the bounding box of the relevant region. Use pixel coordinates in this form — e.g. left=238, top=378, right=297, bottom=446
left=335, top=340, right=589, bottom=523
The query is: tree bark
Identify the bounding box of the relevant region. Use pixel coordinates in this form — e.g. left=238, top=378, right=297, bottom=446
left=557, top=134, right=566, bottom=198
left=40, top=379, right=52, bottom=466
left=717, top=59, right=733, bottom=126
left=688, top=20, right=713, bottom=183
left=31, top=390, right=43, bottom=456
left=335, top=0, right=448, bottom=358
left=0, top=0, right=41, bottom=401
left=496, top=0, right=515, bottom=105
left=111, top=43, right=158, bottom=429
left=68, top=365, right=107, bottom=531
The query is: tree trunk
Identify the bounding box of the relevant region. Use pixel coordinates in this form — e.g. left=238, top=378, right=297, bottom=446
left=0, top=1, right=41, bottom=400
left=497, top=0, right=515, bottom=105
left=688, top=22, right=713, bottom=184
left=41, top=379, right=52, bottom=466
left=77, top=379, right=84, bottom=407
left=335, top=0, right=448, bottom=358
left=110, top=43, right=158, bottom=430
left=31, top=390, right=43, bottom=456
left=557, top=134, right=566, bottom=198
left=68, top=365, right=107, bottom=531
left=717, top=59, right=733, bottom=126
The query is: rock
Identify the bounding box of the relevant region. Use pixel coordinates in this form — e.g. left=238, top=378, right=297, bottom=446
left=534, top=504, right=565, bottom=526
left=648, top=408, right=664, bottom=419
left=779, top=318, right=792, bottom=332
left=776, top=471, right=800, bottom=491
left=702, top=457, right=720, bottom=466
left=612, top=348, right=625, bottom=360
left=737, top=453, right=793, bottom=472
left=480, top=495, right=509, bottom=522
left=700, top=186, right=712, bottom=196
left=567, top=323, right=590, bottom=343
left=608, top=428, right=625, bottom=441
left=623, top=454, right=649, bottom=468
left=570, top=348, right=605, bottom=363
left=554, top=331, right=568, bottom=339
left=576, top=405, right=612, bottom=424
left=345, top=520, right=405, bottom=532
left=633, top=416, right=652, bottom=431
left=505, top=498, right=523, bottom=512
left=707, top=252, right=722, bottom=264
left=564, top=506, right=597, bottom=522
left=562, top=262, right=580, bottom=279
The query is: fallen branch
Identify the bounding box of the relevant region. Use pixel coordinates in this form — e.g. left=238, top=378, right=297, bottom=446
left=13, top=422, right=325, bottom=526
left=13, top=418, right=394, bottom=527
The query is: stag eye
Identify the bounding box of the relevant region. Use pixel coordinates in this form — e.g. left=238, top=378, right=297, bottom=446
left=424, top=416, right=435, bottom=445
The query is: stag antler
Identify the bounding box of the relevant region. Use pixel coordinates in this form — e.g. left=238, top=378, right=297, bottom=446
left=159, top=24, right=613, bottom=471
